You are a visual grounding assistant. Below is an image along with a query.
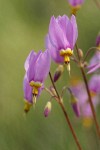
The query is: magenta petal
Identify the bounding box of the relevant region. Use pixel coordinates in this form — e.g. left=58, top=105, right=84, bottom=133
left=70, top=15, right=78, bottom=48
left=68, top=0, right=84, bottom=6
left=46, top=35, right=63, bottom=63
left=57, top=15, right=70, bottom=47
left=38, top=85, right=44, bottom=98
left=23, top=74, right=32, bottom=103
left=27, top=51, right=42, bottom=82
left=58, top=15, right=69, bottom=34
left=89, top=74, right=100, bottom=93
left=34, top=49, right=51, bottom=82
left=49, top=16, right=67, bottom=50
left=82, top=104, right=92, bottom=117
left=70, top=83, right=88, bottom=105
left=66, top=20, right=73, bottom=49
left=88, top=52, right=100, bottom=67
left=87, top=63, right=100, bottom=74
left=87, top=51, right=100, bottom=74
left=24, top=50, right=36, bottom=71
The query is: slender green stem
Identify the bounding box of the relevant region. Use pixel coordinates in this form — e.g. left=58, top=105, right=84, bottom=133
left=59, top=101, right=82, bottom=150
left=75, top=44, right=100, bottom=138
left=44, top=87, right=54, bottom=96
left=83, top=47, right=97, bottom=62
left=49, top=71, right=83, bottom=150
left=93, top=0, right=100, bottom=9
left=80, top=67, right=100, bottom=138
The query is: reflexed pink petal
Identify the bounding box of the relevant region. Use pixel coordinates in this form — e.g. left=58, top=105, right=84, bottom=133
left=89, top=74, right=100, bottom=93
left=70, top=15, right=78, bottom=48
left=87, top=51, right=100, bottom=74
left=49, top=16, right=68, bottom=50
left=23, top=74, right=32, bottom=103
left=70, top=79, right=99, bottom=119
left=68, top=0, right=84, bottom=6
left=46, top=35, right=63, bottom=63
left=24, top=50, right=36, bottom=71
left=27, top=51, right=42, bottom=82
left=87, top=63, right=100, bottom=74
left=66, top=20, right=73, bottom=49
left=34, top=49, right=51, bottom=82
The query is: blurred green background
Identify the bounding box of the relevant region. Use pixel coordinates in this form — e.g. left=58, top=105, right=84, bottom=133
left=0, top=0, right=100, bottom=150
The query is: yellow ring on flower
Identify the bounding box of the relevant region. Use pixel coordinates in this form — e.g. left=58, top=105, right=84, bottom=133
left=60, top=48, right=73, bottom=63
left=30, top=81, right=42, bottom=95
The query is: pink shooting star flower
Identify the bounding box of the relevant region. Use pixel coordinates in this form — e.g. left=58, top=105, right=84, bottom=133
left=68, top=0, right=84, bottom=15
left=46, top=15, right=78, bottom=73
left=68, top=0, right=84, bottom=7
left=70, top=76, right=99, bottom=127
left=23, top=49, right=51, bottom=111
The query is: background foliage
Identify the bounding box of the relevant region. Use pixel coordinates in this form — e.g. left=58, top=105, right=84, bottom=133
left=0, top=0, right=100, bottom=150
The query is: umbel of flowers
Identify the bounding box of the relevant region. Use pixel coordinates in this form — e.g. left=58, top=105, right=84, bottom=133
left=23, top=14, right=78, bottom=111
left=23, top=1, right=100, bottom=148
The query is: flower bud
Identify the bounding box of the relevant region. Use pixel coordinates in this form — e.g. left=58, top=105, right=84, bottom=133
left=83, top=62, right=88, bottom=68
left=49, top=86, right=57, bottom=96
left=71, top=95, right=80, bottom=117
left=44, top=101, right=52, bottom=117
left=78, top=48, right=83, bottom=58
left=53, top=65, right=64, bottom=82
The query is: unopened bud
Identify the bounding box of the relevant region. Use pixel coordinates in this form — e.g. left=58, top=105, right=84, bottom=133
left=24, top=101, right=32, bottom=113
left=83, top=62, right=88, bottom=68
left=44, top=101, right=52, bottom=117
left=54, top=65, right=64, bottom=82
left=78, top=49, right=83, bottom=58
left=49, top=86, right=57, bottom=96
left=71, top=95, right=80, bottom=117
